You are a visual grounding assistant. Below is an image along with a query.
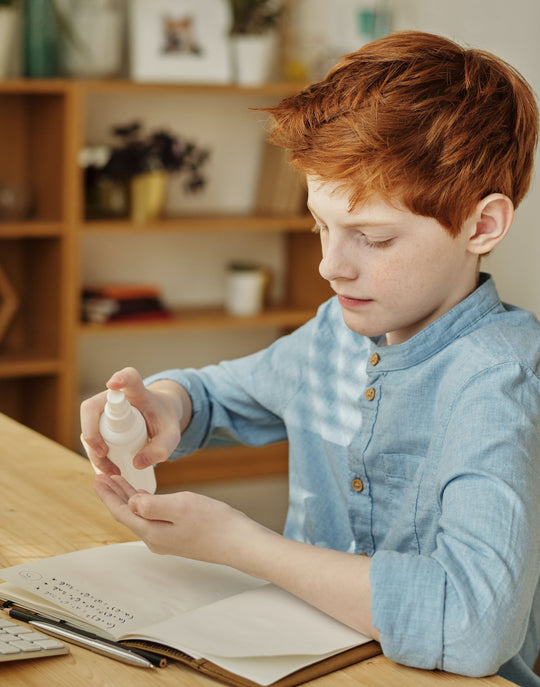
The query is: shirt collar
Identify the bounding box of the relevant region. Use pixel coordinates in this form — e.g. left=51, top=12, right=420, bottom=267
left=364, top=273, right=502, bottom=371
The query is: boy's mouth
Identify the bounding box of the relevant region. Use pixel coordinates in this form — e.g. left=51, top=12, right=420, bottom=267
left=337, top=294, right=373, bottom=308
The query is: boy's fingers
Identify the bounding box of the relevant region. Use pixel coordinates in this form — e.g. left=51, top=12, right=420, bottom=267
left=107, top=367, right=147, bottom=407
left=133, top=433, right=176, bottom=469
left=128, top=493, right=173, bottom=523
left=94, top=475, right=142, bottom=525
left=109, top=474, right=138, bottom=498
left=80, top=391, right=109, bottom=457
left=94, top=474, right=126, bottom=505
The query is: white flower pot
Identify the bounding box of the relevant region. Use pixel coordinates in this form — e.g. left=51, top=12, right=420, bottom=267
left=231, top=32, right=278, bottom=86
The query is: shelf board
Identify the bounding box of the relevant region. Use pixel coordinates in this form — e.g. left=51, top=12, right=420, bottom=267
left=0, top=356, right=62, bottom=378
left=0, top=79, right=73, bottom=94
left=77, top=79, right=306, bottom=97
left=79, top=304, right=316, bottom=335
left=81, top=213, right=313, bottom=234
left=0, top=79, right=306, bottom=98
left=0, top=221, right=64, bottom=238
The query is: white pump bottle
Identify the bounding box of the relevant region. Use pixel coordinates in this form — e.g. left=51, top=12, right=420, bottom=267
left=99, top=389, right=156, bottom=493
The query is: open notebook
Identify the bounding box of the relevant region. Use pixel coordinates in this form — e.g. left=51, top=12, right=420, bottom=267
left=0, top=541, right=380, bottom=686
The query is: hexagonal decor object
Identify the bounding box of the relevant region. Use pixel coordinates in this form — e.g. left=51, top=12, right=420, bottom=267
left=0, top=263, right=19, bottom=342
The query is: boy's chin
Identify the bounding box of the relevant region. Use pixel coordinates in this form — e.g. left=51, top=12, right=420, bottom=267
left=339, top=311, right=386, bottom=339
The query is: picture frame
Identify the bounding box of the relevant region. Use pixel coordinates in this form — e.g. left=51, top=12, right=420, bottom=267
left=128, top=0, right=233, bottom=83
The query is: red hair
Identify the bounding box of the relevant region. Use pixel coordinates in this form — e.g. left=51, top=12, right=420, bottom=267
left=262, top=31, right=538, bottom=235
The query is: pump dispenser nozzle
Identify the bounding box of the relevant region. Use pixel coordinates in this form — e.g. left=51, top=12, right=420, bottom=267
left=103, top=389, right=134, bottom=431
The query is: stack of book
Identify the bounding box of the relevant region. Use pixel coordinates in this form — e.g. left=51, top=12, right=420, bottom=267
left=255, top=144, right=308, bottom=216
left=81, top=284, right=171, bottom=324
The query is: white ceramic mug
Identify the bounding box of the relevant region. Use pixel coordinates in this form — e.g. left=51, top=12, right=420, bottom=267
left=225, top=266, right=267, bottom=317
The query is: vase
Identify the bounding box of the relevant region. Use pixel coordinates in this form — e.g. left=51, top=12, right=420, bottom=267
left=24, top=0, right=59, bottom=78
left=130, top=171, right=167, bottom=225
left=60, top=0, right=123, bottom=78
left=86, top=177, right=128, bottom=219
left=0, top=7, right=17, bottom=79
left=231, top=32, right=278, bottom=86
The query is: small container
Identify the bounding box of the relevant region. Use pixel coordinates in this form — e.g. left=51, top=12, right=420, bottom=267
left=99, top=389, right=156, bottom=493
left=225, top=263, right=267, bottom=317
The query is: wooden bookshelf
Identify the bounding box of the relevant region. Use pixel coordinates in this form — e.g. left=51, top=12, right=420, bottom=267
left=0, top=78, right=331, bottom=484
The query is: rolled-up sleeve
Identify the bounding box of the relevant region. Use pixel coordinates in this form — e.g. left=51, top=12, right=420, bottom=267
left=144, top=318, right=316, bottom=459
left=371, top=551, right=446, bottom=668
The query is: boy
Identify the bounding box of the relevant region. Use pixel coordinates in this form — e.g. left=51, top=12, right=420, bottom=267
left=81, top=32, right=540, bottom=686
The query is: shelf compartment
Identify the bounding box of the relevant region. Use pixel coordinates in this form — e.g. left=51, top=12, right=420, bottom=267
left=0, top=92, right=66, bottom=222
left=0, top=374, right=61, bottom=440
left=0, top=237, right=62, bottom=359
left=79, top=304, right=317, bottom=335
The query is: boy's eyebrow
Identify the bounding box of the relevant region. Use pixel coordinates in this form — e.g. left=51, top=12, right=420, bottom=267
left=307, top=204, right=398, bottom=230
left=342, top=219, right=397, bottom=229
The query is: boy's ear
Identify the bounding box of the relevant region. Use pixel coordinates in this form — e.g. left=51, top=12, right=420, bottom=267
left=466, top=193, right=514, bottom=255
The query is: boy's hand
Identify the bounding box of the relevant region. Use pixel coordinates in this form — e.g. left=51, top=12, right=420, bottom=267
left=80, top=367, right=190, bottom=476
left=94, top=473, right=379, bottom=641
left=94, top=474, right=251, bottom=565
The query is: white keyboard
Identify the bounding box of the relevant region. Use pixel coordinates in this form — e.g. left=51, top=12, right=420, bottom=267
left=0, top=616, right=69, bottom=662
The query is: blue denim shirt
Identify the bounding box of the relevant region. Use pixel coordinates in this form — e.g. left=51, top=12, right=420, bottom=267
left=146, top=274, right=540, bottom=686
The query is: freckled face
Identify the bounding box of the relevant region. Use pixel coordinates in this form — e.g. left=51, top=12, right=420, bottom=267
left=307, top=177, right=480, bottom=345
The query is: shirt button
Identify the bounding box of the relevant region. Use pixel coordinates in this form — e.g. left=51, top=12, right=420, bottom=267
left=370, top=353, right=380, bottom=366
left=352, top=478, right=364, bottom=492
left=365, top=387, right=376, bottom=401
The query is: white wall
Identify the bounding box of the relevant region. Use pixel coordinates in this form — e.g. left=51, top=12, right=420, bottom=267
left=389, top=0, right=540, bottom=316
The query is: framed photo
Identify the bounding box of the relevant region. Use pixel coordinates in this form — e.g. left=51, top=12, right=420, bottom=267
left=128, top=0, right=233, bottom=83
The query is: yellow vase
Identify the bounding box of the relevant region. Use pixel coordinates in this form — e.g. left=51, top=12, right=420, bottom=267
left=130, top=171, right=167, bottom=225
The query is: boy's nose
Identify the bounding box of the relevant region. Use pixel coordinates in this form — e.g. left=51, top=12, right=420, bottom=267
left=319, top=239, right=357, bottom=282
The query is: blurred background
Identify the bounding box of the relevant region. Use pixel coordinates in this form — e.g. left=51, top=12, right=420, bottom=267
left=0, top=0, right=538, bottom=531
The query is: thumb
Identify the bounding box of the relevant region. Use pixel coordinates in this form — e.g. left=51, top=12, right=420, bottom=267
left=129, top=493, right=173, bottom=523
left=107, top=367, right=147, bottom=407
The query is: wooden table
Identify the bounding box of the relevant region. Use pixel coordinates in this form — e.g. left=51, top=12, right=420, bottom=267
left=0, top=413, right=514, bottom=687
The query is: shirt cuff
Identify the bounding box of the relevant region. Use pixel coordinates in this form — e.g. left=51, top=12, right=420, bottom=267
left=144, top=368, right=210, bottom=459
left=370, top=550, right=445, bottom=670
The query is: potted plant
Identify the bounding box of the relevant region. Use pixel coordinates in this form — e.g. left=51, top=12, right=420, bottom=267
left=83, top=121, right=210, bottom=223
left=229, top=0, right=282, bottom=85
left=229, top=0, right=282, bottom=35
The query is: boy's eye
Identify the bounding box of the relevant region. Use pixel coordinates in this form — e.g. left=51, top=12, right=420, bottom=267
left=311, top=223, right=394, bottom=248
left=364, top=237, right=394, bottom=249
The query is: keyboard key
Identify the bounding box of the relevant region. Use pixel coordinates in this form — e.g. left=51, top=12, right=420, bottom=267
left=0, top=616, right=69, bottom=662
left=0, top=640, right=19, bottom=654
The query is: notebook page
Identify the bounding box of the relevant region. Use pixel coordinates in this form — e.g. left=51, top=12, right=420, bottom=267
left=0, top=541, right=264, bottom=640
